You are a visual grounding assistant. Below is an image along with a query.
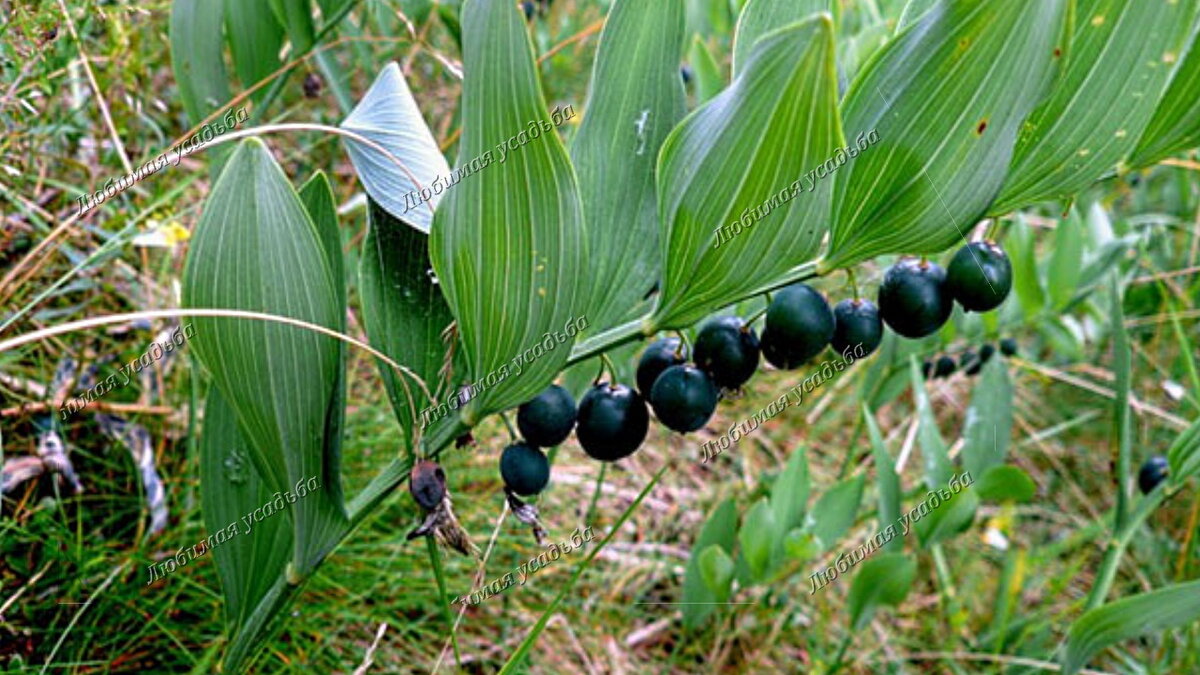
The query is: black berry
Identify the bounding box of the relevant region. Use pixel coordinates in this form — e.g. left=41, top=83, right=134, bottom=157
left=922, top=360, right=934, bottom=379
left=831, top=298, right=883, bottom=358
left=979, top=343, right=996, bottom=364
left=878, top=258, right=954, bottom=339
left=1000, top=337, right=1018, bottom=357
left=521, top=0, right=535, bottom=20
left=963, top=349, right=984, bottom=376
left=500, top=442, right=550, bottom=496
left=517, top=384, right=577, bottom=447
left=1138, top=455, right=1169, bottom=494
left=637, top=338, right=686, bottom=396
left=576, top=383, right=650, bottom=462
left=409, top=460, right=446, bottom=511
left=761, top=283, right=834, bottom=369
left=681, top=64, right=694, bottom=84
left=694, top=316, right=760, bottom=389
left=933, top=355, right=956, bottom=379
left=947, top=241, right=1013, bottom=312
left=649, top=365, right=719, bottom=433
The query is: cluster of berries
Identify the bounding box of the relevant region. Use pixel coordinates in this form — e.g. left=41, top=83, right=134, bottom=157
left=496, top=240, right=1014, bottom=497
left=923, top=338, right=1019, bottom=379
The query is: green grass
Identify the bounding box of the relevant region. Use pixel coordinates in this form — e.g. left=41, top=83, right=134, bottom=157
left=3, top=0, right=1200, bottom=673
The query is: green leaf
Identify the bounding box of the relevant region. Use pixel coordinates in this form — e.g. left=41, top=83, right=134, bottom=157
left=429, top=0, right=585, bottom=424
left=992, top=0, right=1200, bottom=213
left=864, top=405, right=901, bottom=551
left=654, top=14, right=841, bottom=328
left=360, top=200, right=457, bottom=454
left=783, top=529, right=820, bottom=560
left=896, top=0, right=938, bottom=29
left=341, top=63, right=452, bottom=234
left=1048, top=208, right=1085, bottom=310
left=848, top=553, right=916, bottom=631
left=269, top=0, right=316, bottom=53
left=1064, top=580, right=1200, bottom=675
left=739, top=498, right=778, bottom=580
left=770, top=448, right=810, bottom=533
left=806, top=473, right=866, bottom=551
left=961, top=357, right=1013, bottom=478
left=697, top=544, right=735, bottom=602
left=1110, top=275, right=1133, bottom=528
left=910, top=356, right=952, bottom=488
left=1007, top=214, right=1046, bottom=318
left=183, top=138, right=348, bottom=576
left=223, top=0, right=285, bottom=98
left=687, top=36, right=723, bottom=104
left=200, top=388, right=295, bottom=672
left=1131, top=25, right=1200, bottom=167
left=170, top=0, right=232, bottom=125
left=1167, top=418, right=1200, bottom=485
left=570, top=0, right=686, bottom=331
left=683, top=499, right=738, bottom=628
left=975, top=465, right=1036, bottom=503
left=914, top=487, right=978, bottom=547
left=825, top=0, right=1068, bottom=268
left=732, top=0, right=830, bottom=76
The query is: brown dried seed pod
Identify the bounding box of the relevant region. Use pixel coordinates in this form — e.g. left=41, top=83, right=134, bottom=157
left=409, top=460, right=446, bottom=512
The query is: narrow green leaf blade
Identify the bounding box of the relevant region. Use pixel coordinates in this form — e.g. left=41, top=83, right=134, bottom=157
left=739, top=498, right=778, bottom=580
left=655, top=14, right=841, bottom=328
left=961, top=357, right=1013, bottom=478
left=683, top=499, right=738, bottom=628
left=914, top=488, right=978, bottom=547
left=200, top=388, right=292, bottom=631
left=687, top=36, right=723, bottom=105
left=864, top=405, right=901, bottom=551
left=770, top=447, right=810, bottom=533
left=993, top=0, right=1200, bottom=213
left=1167, top=418, right=1200, bottom=484
left=697, top=545, right=735, bottom=601
left=806, top=473, right=866, bottom=551
left=848, top=553, right=916, bottom=631
left=1131, top=25, right=1200, bottom=167
left=571, top=0, right=686, bottom=331
left=1064, top=580, right=1200, bottom=675
left=430, top=0, right=585, bottom=423
left=1008, top=214, right=1046, bottom=317
left=170, top=0, right=232, bottom=125
left=1049, top=208, right=1085, bottom=310
left=732, top=0, right=830, bottom=76
left=223, top=0, right=285, bottom=95
left=183, top=138, right=348, bottom=575
left=827, top=0, right=1068, bottom=268
left=910, top=356, right=952, bottom=488
left=1111, top=275, right=1132, bottom=528
left=341, top=63, right=452, bottom=234
left=975, top=465, right=1036, bottom=503
left=360, top=199, right=457, bottom=453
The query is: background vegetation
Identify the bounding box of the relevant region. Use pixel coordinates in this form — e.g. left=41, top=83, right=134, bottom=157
left=2, top=0, right=1200, bottom=672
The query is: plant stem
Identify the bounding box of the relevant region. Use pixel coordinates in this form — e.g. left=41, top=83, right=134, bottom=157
left=1085, top=487, right=1172, bottom=610
left=425, top=537, right=463, bottom=667
left=583, top=463, right=607, bottom=526
left=568, top=316, right=654, bottom=366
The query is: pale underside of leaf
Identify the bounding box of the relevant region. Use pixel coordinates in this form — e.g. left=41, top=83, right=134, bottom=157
left=732, top=0, right=831, bottom=77
left=341, top=63, right=451, bottom=233
left=1131, top=22, right=1200, bottom=168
